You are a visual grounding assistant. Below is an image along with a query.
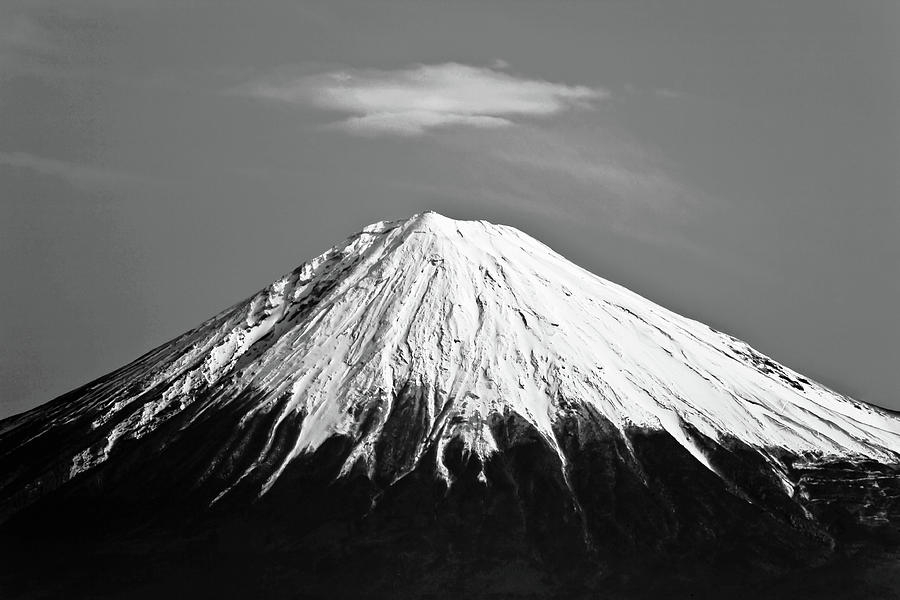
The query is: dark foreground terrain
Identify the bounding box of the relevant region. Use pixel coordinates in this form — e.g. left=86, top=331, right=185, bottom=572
left=2, top=404, right=898, bottom=599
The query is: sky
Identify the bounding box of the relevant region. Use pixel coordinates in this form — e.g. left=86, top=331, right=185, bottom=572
left=1, top=0, right=898, bottom=418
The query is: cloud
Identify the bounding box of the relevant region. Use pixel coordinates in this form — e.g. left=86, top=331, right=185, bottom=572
left=0, top=11, right=55, bottom=72
left=485, top=127, right=693, bottom=208
left=236, top=62, right=607, bottom=135
left=0, top=151, right=155, bottom=190
left=0, top=1, right=159, bottom=80
left=655, top=88, right=684, bottom=99
left=335, top=111, right=512, bottom=136
left=0, top=13, right=53, bottom=54
left=420, top=121, right=708, bottom=253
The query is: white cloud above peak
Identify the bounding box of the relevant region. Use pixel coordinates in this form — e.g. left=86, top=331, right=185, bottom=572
left=237, top=62, right=607, bottom=135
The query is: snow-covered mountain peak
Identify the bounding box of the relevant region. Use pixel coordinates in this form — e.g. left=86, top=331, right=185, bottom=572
left=4, top=212, right=898, bottom=505
left=406, top=209, right=457, bottom=231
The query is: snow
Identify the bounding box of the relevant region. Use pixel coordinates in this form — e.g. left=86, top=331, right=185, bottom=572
left=7, top=211, right=899, bottom=497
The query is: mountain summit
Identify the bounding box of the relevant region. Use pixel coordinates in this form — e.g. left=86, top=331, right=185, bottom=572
left=2, top=212, right=899, bottom=599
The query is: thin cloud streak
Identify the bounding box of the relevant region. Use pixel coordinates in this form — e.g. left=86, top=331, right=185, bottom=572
left=0, top=13, right=54, bottom=54
left=481, top=126, right=698, bottom=213
left=0, top=1, right=161, bottom=81
left=0, top=11, right=55, bottom=73
left=333, top=111, right=512, bottom=137
left=0, top=151, right=157, bottom=190
left=655, top=88, right=684, bottom=99
left=493, top=146, right=675, bottom=199
left=425, top=123, right=709, bottom=254
left=235, top=62, right=607, bottom=135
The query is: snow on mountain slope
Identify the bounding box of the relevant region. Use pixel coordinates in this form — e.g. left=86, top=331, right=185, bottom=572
left=2, top=212, right=898, bottom=509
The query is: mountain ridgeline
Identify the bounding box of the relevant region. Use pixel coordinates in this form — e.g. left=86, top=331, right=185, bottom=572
left=2, top=212, right=899, bottom=599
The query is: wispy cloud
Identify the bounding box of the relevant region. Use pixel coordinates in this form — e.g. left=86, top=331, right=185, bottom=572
left=491, top=146, right=686, bottom=211
left=655, top=88, right=684, bottom=99
left=0, top=151, right=155, bottom=190
left=0, top=13, right=53, bottom=53
left=478, top=125, right=695, bottom=210
left=422, top=121, right=708, bottom=252
left=235, top=62, right=607, bottom=136
left=0, top=1, right=158, bottom=80
left=236, top=60, right=703, bottom=250
left=0, top=11, right=55, bottom=72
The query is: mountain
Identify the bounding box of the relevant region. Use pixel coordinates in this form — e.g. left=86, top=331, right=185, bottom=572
left=2, top=212, right=899, bottom=599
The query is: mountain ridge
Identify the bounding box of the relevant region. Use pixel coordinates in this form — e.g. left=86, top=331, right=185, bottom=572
left=2, top=211, right=898, bottom=599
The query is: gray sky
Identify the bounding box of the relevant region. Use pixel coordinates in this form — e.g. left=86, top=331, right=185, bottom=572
left=1, top=0, right=898, bottom=418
